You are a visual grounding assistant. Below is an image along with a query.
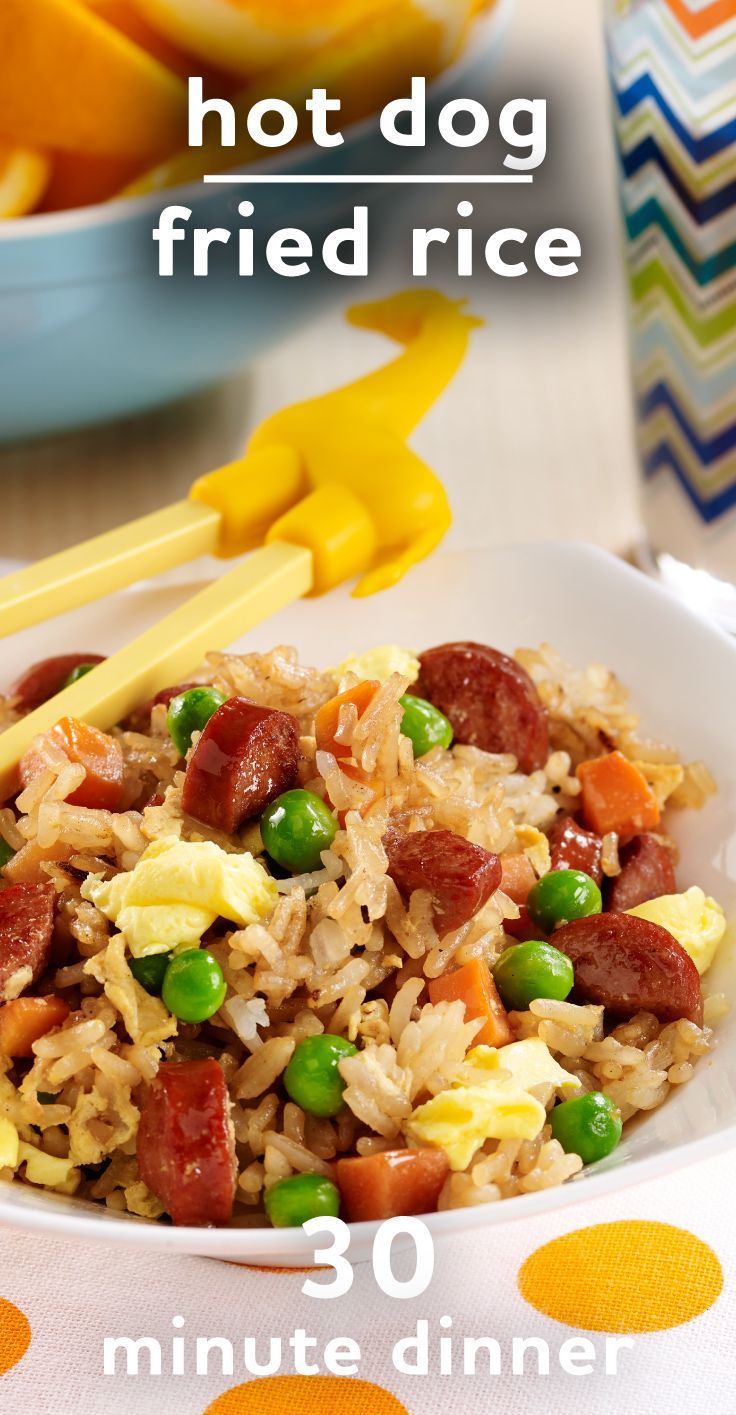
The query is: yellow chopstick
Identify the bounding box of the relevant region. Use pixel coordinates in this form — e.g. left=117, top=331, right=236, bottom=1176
left=0, top=541, right=312, bottom=803
left=0, top=291, right=479, bottom=638
left=0, top=440, right=305, bottom=642
left=0, top=500, right=221, bottom=641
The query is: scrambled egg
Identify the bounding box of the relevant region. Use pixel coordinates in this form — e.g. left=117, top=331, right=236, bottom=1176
left=0, top=1118, right=79, bottom=1192
left=81, top=837, right=278, bottom=958
left=464, top=1038, right=580, bottom=1094
left=628, top=886, right=726, bottom=976
left=407, top=1082, right=546, bottom=1171
left=332, top=645, right=420, bottom=685
left=18, top=1142, right=79, bottom=1193
left=0, top=1117, right=19, bottom=1170
left=407, top=1038, right=578, bottom=1170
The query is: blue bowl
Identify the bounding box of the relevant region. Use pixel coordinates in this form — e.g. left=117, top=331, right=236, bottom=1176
left=0, top=5, right=509, bottom=443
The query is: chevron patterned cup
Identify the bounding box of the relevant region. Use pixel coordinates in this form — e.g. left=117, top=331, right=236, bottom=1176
left=606, top=0, right=736, bottom=618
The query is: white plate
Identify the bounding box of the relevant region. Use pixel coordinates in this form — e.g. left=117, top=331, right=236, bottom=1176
left=1, top=541, right=735, bottom=1262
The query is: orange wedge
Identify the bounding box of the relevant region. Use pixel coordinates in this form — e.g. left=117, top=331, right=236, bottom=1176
left=124, top=0, right=472, bottom=195
left=0, top=142, right=51, bottom=218
left=130, top=0, right=401, bottom=77
left=80, top=0, right=240, bottom=90
left=81, top=0, right=201, bottom=73
left=38, top=151, right=144, bottom=212
left=0, top=0, right=187, bottom=159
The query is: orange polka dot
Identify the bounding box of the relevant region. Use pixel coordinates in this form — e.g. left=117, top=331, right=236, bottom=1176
left=518, top=1220, right=722, bottom=1333
left=0, top=1298, right=31, bottom=1376
left=225, top=1264, right=323, bottom=1274
left=202, top=1375, right=408, bottom=1415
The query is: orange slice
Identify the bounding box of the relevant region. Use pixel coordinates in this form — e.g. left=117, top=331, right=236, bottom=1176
left=82, top=0, right=200, bottom=73
left=130, top=0, right=400, bottom=77
left=0, top=142, right=50, bottom=218
left=80, top=0, right=239, bottom=89
left=0, top=0, right=187, bottom=158
left=124, top=0, right=472, bottom=195
left=38, top=151, right=144, bottom=211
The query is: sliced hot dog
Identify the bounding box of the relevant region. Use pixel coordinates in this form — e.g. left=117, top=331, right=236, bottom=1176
left=417, top=642, right=548, bottom=774
left=19, top=717, right=124, bottom=812
left=385, top=829, right=502, bottom=937
left=123, top=682, right=201, bottom=734
left=335, top=1149, right=450, bottom=1223
left=503, top=906, right=544, bottom=943
left=0, top=883, right=56, bottom=1002
left=553, top=912, right=703, bottom=1025
left=137, top=1059, right=236, bottom=1227
left=548, top=815, right=603, bottom=885
left=10, top=654, right=105, bottom=712
left=182, top=696, right=300, bottom=834
left=607, top=834, right=676, bottom=912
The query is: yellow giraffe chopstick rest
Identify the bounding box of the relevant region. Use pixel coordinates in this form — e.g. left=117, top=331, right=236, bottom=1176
left=0, top=290, right=481, bottom=636
left=195, top=289, right=481, bottom=596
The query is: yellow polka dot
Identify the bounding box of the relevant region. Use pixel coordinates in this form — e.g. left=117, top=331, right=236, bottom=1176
left=0, top=1298, right=31, bottom=1376
left=518, top=1221, right=723, bottom=1333
left=202, top=1375, right=408, bottom=1415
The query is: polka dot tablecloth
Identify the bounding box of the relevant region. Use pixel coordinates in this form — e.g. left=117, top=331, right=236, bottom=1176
left=0, top=1146, right=733, bottom=1415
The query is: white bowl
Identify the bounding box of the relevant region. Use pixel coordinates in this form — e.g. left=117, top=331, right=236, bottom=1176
left=1, top=540, right=734, bottom=1262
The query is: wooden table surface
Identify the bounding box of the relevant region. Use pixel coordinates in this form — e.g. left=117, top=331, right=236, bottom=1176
left=0, top=0, right=642, bottom=565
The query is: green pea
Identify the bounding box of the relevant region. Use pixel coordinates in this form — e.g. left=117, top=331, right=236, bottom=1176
left=265, top=1173, right=341, bottom=1228
left=167, top=686, right=227, bottom=757
left=261, top=789, right=338, bottom=875
left=162, top=948, right=226, bottom=1023
left=550, top=1091, right=623, bottom=1165
left=62, top=662, right=98, bottom=688
left=284, top=1033, right=357, bottom=1118
left=399, top=694, right=453, bottom=757
left=493, top=939, right=575, bottom=1011
left=129, top=952, right=171, bottom=996
left=36, top=1092, right=59, bottom=1106
left=527, top=869, right=602, bottom=933
left=0, top=839, right=16, bottom=870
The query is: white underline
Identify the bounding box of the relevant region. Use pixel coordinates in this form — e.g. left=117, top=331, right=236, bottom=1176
left=203, top=173, right=533, bottom=185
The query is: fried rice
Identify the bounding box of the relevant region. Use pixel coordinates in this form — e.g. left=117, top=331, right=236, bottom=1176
left=0, top=642, right=724, bottom=1225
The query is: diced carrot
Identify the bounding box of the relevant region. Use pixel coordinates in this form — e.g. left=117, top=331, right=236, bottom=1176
left=335, top=1149, right=450, bottom=1223
left=0, top=996, right=70, bottom=1058
left=577, top=750, right=660, bottom=841
left=3, top=839, right=75, bottom=886
left=316, top=681, right=382, bottom=822
left=19, top=717, right=125, bottom=812
left=499, top=853, right=537, bottom=905
left=428, top=957, right=513, bottom=1047
left=315, top=680, right=380, bottom=759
